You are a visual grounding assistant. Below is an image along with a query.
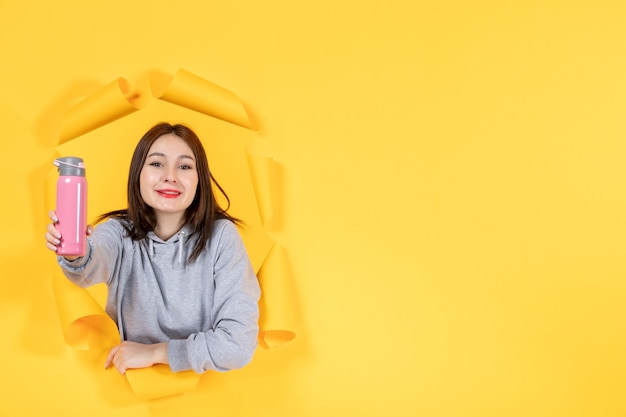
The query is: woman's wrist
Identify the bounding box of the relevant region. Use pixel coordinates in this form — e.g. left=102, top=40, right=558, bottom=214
left=152, top=342, right=169, bottom=365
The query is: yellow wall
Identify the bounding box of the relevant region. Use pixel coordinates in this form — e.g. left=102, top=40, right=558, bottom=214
left=2, top=1, right=626, bottom=416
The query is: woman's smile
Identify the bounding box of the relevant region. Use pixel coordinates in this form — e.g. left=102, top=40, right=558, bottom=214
left=156, top=188, right=182, bottom=198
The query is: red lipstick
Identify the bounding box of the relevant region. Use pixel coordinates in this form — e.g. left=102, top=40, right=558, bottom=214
left=157, top=189, right=181, bottom=198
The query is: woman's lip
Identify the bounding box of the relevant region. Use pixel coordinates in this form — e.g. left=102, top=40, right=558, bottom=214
left=157, top=189, right=181, bottom=198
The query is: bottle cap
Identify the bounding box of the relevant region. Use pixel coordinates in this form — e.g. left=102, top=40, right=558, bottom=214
left=54, top=157, right=86, bottom=177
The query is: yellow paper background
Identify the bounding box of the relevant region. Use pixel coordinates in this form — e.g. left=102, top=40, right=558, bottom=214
left=3, top=1, right=626, bottom=416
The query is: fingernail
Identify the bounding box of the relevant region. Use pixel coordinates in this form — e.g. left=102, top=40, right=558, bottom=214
left=55, top=234, right=61, bottom=239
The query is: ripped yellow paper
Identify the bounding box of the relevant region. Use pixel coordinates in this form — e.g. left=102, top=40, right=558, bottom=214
left=59, top=78, right=141, bottom=144
left=125, top=365, right=200, bottom=401
left=48, top=69, right=297, bottom=400
left=257, top=244, right=297, bottom=348
left=246, top=140, right=275, bottom=226
left=52, top=270, right=119, bottom=351
left=150, top=69, right=253, bottom=130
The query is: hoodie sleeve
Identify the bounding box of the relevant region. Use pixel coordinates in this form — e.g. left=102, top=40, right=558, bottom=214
left=167, top=221, right=261, bottom=373
left=57, top=219, right=125, bottom=288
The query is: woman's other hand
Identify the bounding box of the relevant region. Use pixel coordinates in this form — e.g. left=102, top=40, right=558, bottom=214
left=104, top=341, right=169, bottom=374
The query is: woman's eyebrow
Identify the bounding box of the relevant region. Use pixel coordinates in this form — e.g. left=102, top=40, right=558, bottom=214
left=147, top=152, right=195, bottom=160
left=147, top=152, right=166, bottom=158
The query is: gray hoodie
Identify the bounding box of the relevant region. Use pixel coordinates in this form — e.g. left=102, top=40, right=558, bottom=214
left=58, top=218, right=260, bottom=374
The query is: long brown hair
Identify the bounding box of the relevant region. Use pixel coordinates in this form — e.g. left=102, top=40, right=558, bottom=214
left=96, top=122, right=240, bottom=264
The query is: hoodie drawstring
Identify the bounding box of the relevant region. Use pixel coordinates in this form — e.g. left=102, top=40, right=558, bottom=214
left=146, top=229, right=187, bottom=267
left=178, top=230, right=186, bottom=267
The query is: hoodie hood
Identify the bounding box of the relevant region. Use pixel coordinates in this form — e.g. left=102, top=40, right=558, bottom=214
left=146, top=224, right=195, bottom=266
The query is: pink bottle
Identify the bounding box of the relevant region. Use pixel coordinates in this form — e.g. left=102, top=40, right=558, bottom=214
left=54, top=157, right=88, bottom=256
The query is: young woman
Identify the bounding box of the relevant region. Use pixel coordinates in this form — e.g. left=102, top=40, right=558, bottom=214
left=45, top=122, right=260, bottom=375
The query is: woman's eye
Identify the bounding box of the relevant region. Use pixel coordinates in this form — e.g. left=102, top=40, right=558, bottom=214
left=180, top=165, right=193, bottom=170
left=149, top=162, right=163, bottom=167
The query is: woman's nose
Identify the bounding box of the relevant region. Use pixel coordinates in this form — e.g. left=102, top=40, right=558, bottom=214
left=164, top=169, right=177, bottom=182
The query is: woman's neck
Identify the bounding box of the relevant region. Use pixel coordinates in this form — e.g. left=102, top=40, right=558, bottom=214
left=154, top=214, right=185, bottom=241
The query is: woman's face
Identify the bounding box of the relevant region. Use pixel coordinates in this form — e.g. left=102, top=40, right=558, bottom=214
left=139, top=133, right=199, bottom=223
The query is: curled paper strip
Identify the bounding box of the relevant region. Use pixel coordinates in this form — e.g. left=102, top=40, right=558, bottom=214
left=257, top=244, right=297, bottom=348
left=59, top=78, right=141, bottom=144
left=150, top=69, right=253, bottom=130
left=246, top=140, right=275, bottom=226
left=49, top=69, right=297, bottom=399
left=51, top=269, right=119, bottom=351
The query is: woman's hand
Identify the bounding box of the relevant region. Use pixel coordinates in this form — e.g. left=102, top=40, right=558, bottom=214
left=44, top=209, right=92, bottom=260
left=105, top=341, right=169, bottom=374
